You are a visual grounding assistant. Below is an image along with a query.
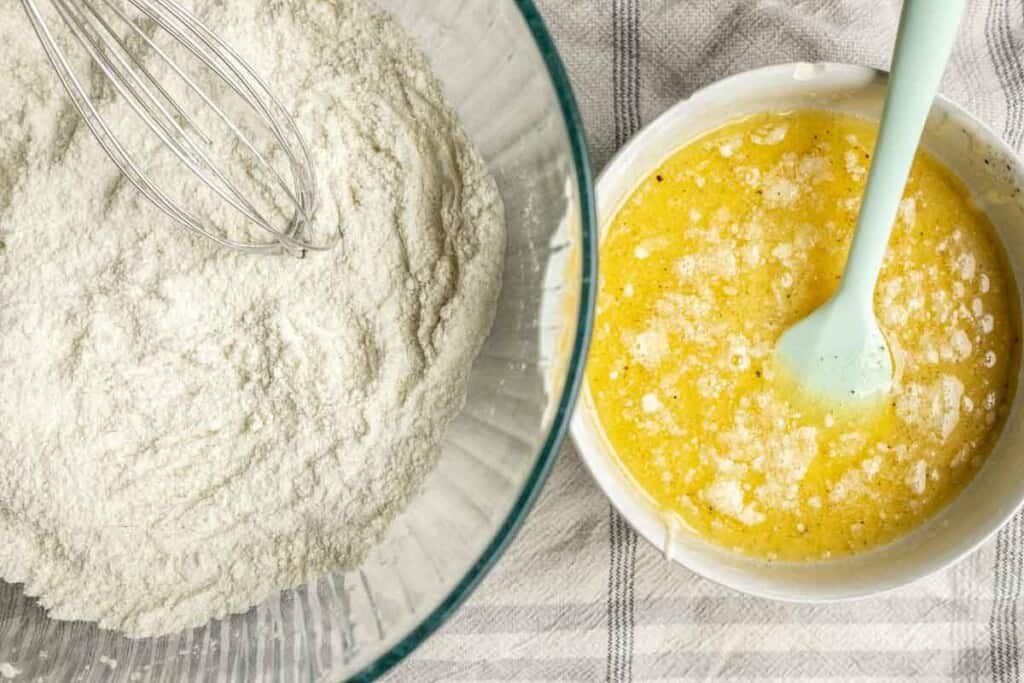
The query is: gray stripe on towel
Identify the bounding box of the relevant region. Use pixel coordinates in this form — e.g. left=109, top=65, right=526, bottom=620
left=607, top=1, right=641, bottom=681
left=987, top=0, right=1024, bottom=679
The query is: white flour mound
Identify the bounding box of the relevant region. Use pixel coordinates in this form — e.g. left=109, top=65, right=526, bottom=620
left=0, top=0, right=504, bottom=636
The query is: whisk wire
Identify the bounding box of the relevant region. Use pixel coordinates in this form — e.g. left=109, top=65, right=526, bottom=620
left=124, top=0, right=325, bottom=249
left=103, top=0, right=317, bottom=228
left=21, top=0, right=225, bottom=252
left=83, top=0, right=214, bottom=145
left=19, top=0, right=334, bottom=255
left=143, top=0, right=321, bottom=207
left=49, top=0, right=295, bottom=253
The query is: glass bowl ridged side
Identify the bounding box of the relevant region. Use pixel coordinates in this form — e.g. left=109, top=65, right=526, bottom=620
left=0, top=1, right=595, bottom=681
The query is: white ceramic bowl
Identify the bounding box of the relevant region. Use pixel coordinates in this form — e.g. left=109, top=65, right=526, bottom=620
left=571, top=62, right=1024, bottom=601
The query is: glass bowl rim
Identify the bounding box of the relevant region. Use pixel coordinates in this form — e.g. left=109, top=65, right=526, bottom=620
left=348, top=2, right=596, bottom=680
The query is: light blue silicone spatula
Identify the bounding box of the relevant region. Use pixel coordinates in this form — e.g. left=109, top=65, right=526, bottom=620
left=774, top=0, right=965, bottom=404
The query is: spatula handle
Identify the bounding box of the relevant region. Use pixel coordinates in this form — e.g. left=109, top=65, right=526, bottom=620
left=837, top=0, right=965, bottom=308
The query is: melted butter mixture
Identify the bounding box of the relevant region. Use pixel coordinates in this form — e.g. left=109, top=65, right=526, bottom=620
left=588, top=111, right=1020, bottom=561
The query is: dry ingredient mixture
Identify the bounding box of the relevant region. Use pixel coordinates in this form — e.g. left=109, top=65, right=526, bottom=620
left=587, top=111, right=1018, bottom=561
left=0, top=0, right=504, bottom=635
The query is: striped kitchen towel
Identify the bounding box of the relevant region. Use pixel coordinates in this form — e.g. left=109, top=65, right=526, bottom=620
left=390, top=1, right=1024, bottom=680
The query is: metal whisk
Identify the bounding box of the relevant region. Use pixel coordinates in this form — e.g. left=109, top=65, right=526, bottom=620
left=20, top=0, right=332, bottom=255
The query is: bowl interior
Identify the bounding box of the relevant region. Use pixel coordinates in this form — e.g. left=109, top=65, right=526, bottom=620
left=0, top=2, right=593, bottom=680
left=572, top=62, right=1024, bottom=601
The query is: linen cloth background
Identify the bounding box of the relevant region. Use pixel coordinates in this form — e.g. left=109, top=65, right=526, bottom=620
left=390, top=1, right=1024, bottom=680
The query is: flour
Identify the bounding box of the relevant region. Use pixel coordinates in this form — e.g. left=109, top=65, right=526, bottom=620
left=0, top=0, right=504, bottom=636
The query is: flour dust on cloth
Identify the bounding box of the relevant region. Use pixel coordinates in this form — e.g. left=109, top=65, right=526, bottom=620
left=390, top=1, right=1024, bottom=681
left=0, top=0, right=504, bottom=637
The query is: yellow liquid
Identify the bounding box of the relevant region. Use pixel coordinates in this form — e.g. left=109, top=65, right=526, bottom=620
left=587, top=111, right=1019, bottom=561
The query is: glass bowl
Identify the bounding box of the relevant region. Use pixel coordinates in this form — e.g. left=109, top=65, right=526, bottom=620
left=0, top=1, right=595, bottom=680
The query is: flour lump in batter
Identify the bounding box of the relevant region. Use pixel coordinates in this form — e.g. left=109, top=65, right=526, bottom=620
left=0, top=0, right=504, bottom=636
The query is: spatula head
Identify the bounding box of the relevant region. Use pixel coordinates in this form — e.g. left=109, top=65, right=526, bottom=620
left=774, top=297, right=893, bottom=404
